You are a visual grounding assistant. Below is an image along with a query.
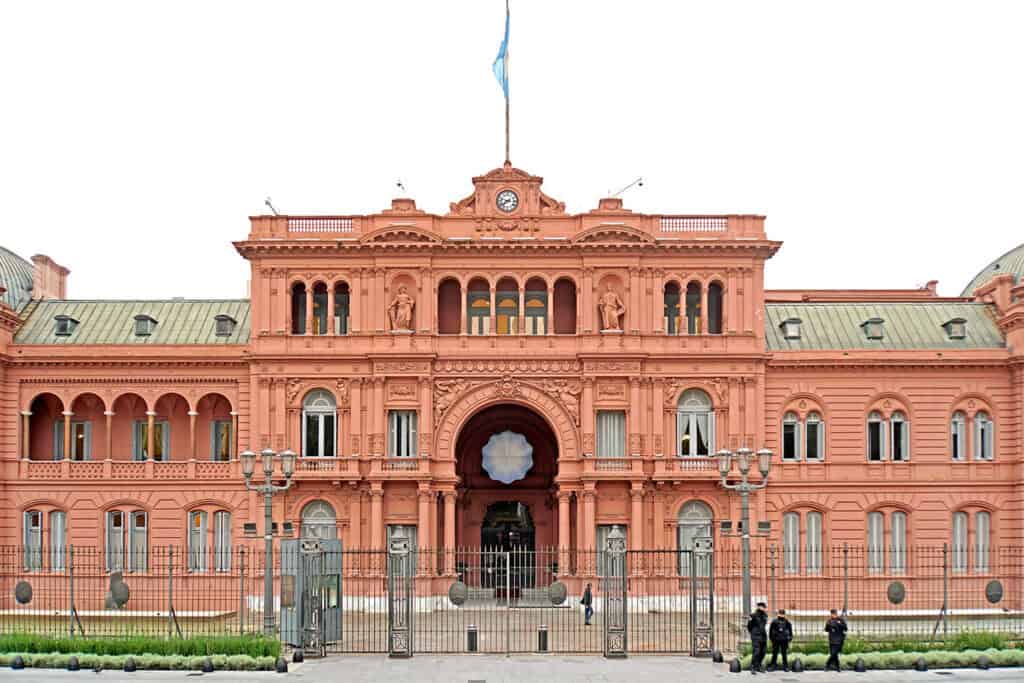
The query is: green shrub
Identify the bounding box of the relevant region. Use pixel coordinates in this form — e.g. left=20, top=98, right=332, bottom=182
left=949, top=631, right=1006, bottom=651
left=0, top=634, right=279, bottom=658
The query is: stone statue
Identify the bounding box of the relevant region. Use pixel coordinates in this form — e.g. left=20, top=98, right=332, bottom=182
left=598, top=285, right=626, bottom=331
left=388, top=285, right=415, bottom=331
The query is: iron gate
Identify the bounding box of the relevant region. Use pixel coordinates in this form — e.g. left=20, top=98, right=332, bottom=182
left=280, top=539, right=342, bottom=657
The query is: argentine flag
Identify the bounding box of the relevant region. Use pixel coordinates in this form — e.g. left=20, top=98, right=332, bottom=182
left=492, top=3, right=509, bottom=99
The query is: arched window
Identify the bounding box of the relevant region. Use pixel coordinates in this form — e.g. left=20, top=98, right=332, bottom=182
left=677, top=501, right=713, bottom=576
left=495, top=277, right=519, bottom=335
left=867, top=509, right=906, bottom=575
left=867, top=511, right=884, bottom=573
left=677, top=389, right=714, bottom=457
left=951, top=411, right=966, bottom=461
left=552, top=278, right=576, bottom=334
left=805, top=412, right=824, bottom=461
left=782, top=510, right=823, bottom=576
left=467, top=278, right=491, bottom=335
left=437, top=279, right=461, bottom=334
left=106, top=509, right=147, bottom=573
left=974, top=412, right=993, bottom=460
left=334, top=282, right=350, bottom=335
left=524, top=277, right=548, bottom=335
left=663, top=282, right=681, bottom=335
left=290, top=283, right=307, bottom=334
left=952, top=511, right=968, bottom=573
left=782, top=512, right=799, bottom=574
left=186, top=508, right=233, bottom=573
left=311, top=282, right=328, bottom=334
left=302, top=390, right=336, bottom=458
left=867, top=411, right=885, bottom=461
left=685, top=282, right=702, bottom=335
left=301, top=500, right=338, bottom=539
left=890, top=411, right=909, bottom=461
left=782, top=412, right=800, bottom=460
left=707, top=282, right=723, bottom=334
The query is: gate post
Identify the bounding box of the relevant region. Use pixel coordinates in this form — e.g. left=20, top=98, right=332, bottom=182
left=388, top=537, right=413, bottom=658
left=691, top=536, right=714, bottom=656
left=603, top=526, right=627, bottom=659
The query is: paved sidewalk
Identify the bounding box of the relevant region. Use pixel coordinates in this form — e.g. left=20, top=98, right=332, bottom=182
left=2, top=657, right=1023, bottom=682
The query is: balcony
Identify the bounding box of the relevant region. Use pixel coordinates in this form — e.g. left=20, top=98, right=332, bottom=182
left=293, top=456, right=359, bottom=481
left=653, top=456, right=721, bottom=480
left=18, top=459, right=240, bottom=481
left=368, top=456, right=427, bottom=478
left=582, top=456, right=644, bottom=480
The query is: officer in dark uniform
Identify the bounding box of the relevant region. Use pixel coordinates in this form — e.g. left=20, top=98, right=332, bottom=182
left=768, top=608, right=793, bottom=671
left=746, top=601, right=768, bottom=674
left=824, top=608, right=848, bottom=672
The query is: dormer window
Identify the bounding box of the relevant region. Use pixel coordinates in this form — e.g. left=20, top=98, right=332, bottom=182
left=134, top=314, right=158, bottom=337
left=54, top=315, right=78, bottom=336
left=861, top=318, right=884, bottom=340
left=943, top=318, right=966, bottom=340
left=214, top=314, right=237, bottom=337
left=780, top=317, right=802, bottom=340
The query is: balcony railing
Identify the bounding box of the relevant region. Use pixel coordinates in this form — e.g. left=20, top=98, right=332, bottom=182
left=287, top=217, right=354, bottom=233
left=659, top=216, right=728, bottom=233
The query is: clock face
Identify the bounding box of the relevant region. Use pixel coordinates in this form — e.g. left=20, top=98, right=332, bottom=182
left=496, top=189, right=519, bottom=213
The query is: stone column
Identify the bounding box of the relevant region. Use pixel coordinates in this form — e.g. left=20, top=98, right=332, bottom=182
left=630, top=484, right=644, bottom=551
left=629, top=377, right=641, bottom=456
left=21, top=411, right=31, bottom=459
left=62, top=410, right=73, bottom=460
left=349, top=490, right=362, bottom=550
left=443, top=491, right=457, bottom=574
left=420, top=267, right=433, bottom=334
left=581, top=379, right=594, bottom=457
left=350, top=379, right=362, bottom=456
left=104, top=411, right=114, bottom=459
left=350, top=268, right=362, bottom=333
left=700, top=283, right=709, bottom=335
left=653, top=380, right=665, bottom=457
left=629, top=267, right=640, bottom=334
left=558, top=491, right=572, bottom=572
left=517, top=286, right=525, bottom=335
left=230, top=411, right=239, bottom=458
left=305, top=285, right=314, bottom=335
left=459, top=278, right=466, bottom=334
left=372, top=378, right=385, bottom=456
left=489, top=286, right=496, bottom=335
left=652, top=487, right=664, bottom=551
left=375, top=268, right=386, bottom=333
left=370, top=487, right=384, bottom=550
left=582, top=268, right=594, bottom=333
left=188, top=410, right=198, bottom=459
left=582, top=487, right=596, bottom=553
left=417, top=486, right=432, bottom=574
left=326, top=282, right=336, bottom=335
left=146, top=410, right=156, bottom=460
left=418, top=377, right=432, bottom=458
left=546, top=282, right=554, bottom=335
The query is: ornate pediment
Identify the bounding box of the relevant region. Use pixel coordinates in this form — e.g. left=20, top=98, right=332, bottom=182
left=359, top=226, right=443, bottom=244
left=572, top=224, right=655, bottom=245
left=448, top=162, right=566, bottom=217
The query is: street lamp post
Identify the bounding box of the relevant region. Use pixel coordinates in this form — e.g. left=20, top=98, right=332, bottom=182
left=716, top=446, right=772, bottom=619
left=241, top=447, right=297, bottom=638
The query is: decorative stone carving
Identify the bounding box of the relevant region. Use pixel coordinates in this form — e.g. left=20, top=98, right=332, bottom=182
left=387, top=285, right=415, bottom=331
left=540, top=379, right=582, bottom=426
left=286, top=378, right=302, bottom=406
left=336, top=380, right=350, bottom=408
left=388, top=382, right=417, bottom=400
left=598, top=285, right=626, bottom=331
left=434, top=378, right=475, bottom=424
left=598, top=382, right=626, bottom=399
left=582, top=433, right=595, bottom=453
left=664, top=378, right=685, bottom=408
left=495, top=375, right=522, bottom=397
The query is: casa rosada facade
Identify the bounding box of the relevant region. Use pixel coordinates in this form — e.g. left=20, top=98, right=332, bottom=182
left=2, top=163, right=1024, bottom=584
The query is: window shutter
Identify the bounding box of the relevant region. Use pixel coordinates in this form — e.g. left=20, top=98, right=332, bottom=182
left=890, top=512, right=906, bottom=574
left=83, top=421, right=93, bottom=461
left=952, top=512, right=968, bottom=573
left=867, top=512, right=883, bottom=574
left=806, top=512, right=822, bottom=575
left=53, top=421, right=63, bottom=461
left=388, top=412, right=397, bottom=457
left=410, top=412, right=418, bottom=457
left=50, top=511, right=66, bottom=571
left=975, top=511, right=990, bottom=573
left=783, top=513, right=799, bottom=574
left=131, top=422, right=140, bottom=461
left=160, top=422, right=170, bottom=461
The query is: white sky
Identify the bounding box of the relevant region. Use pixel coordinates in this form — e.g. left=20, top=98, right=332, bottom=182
left=2, top=1, right=1022, bottom=300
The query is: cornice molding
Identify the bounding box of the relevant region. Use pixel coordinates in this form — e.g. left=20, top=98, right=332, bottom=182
left=19, top=376, right=241, bottom=384
left=233, top=240, right=781, bottom=257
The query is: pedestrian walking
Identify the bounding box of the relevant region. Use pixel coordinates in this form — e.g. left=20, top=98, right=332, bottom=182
left=824, top=609, right=848, bottom=672
left=768, top=608, right=793, bottom=671
left=747, top=601, right=768, bottom=675
left=581, top=583, right=593, bottom=625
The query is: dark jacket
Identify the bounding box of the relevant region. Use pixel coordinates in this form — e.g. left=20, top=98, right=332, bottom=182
left=581, top=586, right=593, bottom=607
left=824, top=616, right=848, bottom=645
left=747, top=609, right=768, bottom=642
left=769, top=617, right=793, bottom=643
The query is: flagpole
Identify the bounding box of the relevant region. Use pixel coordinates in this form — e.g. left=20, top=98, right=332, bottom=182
left=504, top=0, right=510, bottom=164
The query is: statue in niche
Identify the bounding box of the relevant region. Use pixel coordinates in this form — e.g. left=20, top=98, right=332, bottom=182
left=388, top=285, right=415, bottom=331
left=598, top=284, right=626, bottom=331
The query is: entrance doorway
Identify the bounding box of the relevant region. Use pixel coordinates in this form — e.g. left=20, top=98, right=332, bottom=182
left=481, top=501, right=535, bottom=551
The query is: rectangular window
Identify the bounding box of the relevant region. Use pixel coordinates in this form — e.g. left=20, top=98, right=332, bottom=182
left=388, top=410, right=418, bottom=458
left=129, top=511, right=148, bottom=573
left=50, top=511, right=66, bottom=571
left=806, top=512, right=823, bottom=575
left=189, top=511, right=208, bottom=572
left=597, top=524, right=627, bottom=577
left=782, top=421, right=799, bottom=460
left=214, top=511, right=232, bottom=572
left=951, top=418, right=964, bottom=460
left=976, top=417, right=993, bottom=460
left=889, top=511, right=906, bottom=574
left=387, top=524, right=418, bottom=573
left=867, top=511, right=884, bottom=574
left=891, top=419, right=908, bottom=461
left=782, top=513, right=799, bottom=574
left=952, top=512, right=968, bottom=574
left=211, top=420, right=232, bottom=461
left=52, top=421, right=93, bottom=461
left=132, top=420, right=169, bottom=461
left=106, top=511, right=124, bottom=572
left=596, top=411, right=626, bottom=458
left=805, top=420, right=823, bottom=461
left=24, top=511, right=43, bottom=571
left=867, top=421, right=885, bottom=461
left=975, top=511, right=990, bottom=573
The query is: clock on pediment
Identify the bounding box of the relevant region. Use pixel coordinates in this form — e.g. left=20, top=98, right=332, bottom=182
left=496, top=189, right=519, bottom=213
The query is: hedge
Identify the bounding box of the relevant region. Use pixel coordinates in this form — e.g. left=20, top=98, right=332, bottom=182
left=0, top=652, right=277, bottom=671
left=741, top=631, right=1012, bottom=656
left=0, top=634, right=280, bottom=658
left=739, top=647, right=1024, bottom=671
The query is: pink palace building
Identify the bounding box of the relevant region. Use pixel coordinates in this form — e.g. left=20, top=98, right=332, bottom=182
left=2, top=163, right=1023, bottom=588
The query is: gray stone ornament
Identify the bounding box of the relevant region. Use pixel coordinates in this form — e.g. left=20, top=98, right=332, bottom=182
left=886, top=581, right=906, bottom=605
left=448, top=581, right=468, bottom=606
left=548, top=581, right=567, bottom=606
left=111, top=580, right=130, bottom=607
left=14, top=580, right=32, bottom=605
left=985, top=580, right=1003, bottom=604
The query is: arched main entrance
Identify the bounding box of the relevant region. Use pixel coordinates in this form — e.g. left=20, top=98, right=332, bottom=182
left=455, top=404, right=558, bottom=550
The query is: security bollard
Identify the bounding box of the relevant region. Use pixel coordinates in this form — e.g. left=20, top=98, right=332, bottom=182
left=538, top=624, right=548, bottom=652
left=468, top=624, right=478, bottom=652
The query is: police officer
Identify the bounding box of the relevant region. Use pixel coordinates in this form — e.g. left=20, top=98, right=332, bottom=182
left=747, top=601, right=768, bottom=674
left=768, top=608, right=793, bottom=671
left=824, top=609, right=848, bottom=672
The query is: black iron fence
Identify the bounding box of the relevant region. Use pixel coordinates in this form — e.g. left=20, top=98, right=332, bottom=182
left=0, top=543, right=1020, bottom=655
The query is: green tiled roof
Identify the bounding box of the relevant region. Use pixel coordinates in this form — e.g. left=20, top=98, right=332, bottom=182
left=765, top=303, right=1004, bottom=351
left=0, top=246, right=33, bottom=311
left=961, top=242, right=1024, bottom=295
left=15, top=299, right=250, bottom=345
